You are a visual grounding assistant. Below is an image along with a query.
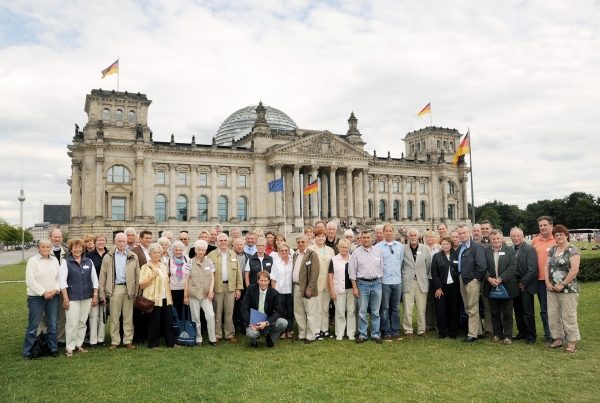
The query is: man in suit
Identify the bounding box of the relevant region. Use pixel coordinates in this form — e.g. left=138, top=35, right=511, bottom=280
left=130, top=230, right=152, bottom=343
left=510, top=227, right=538, bottom=344
left=241, top=271, right=288, bottom=348
left=292, top=233, right=320, bottom=344
left=130, top=230, right=151, bottom=266
left=401, top=228, right=432, bottom=338
left=483, top=229, right=518, bottom=345
left=457, top=224, right=487, bottom=343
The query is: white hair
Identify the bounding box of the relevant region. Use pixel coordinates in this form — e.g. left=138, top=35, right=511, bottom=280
left=158, top=236, right=171, bottom=246
left=172, top=240, right=185, bottom=250
left=327, top=221, right=338, bottom=229
left=148, top=243, right=162, bottom=255
left=162, top=230, right=173, bottom=238
left=344, top=230, right=354, bottom=238
left=194, top=240, right=208, bottom=250
left=217, top=233, right=229, bottom=241
left=375, top=225, right=384, bottom=231
left=407, top=228, right=419, bottom=236
left=124, top=227, right=136, bottom=235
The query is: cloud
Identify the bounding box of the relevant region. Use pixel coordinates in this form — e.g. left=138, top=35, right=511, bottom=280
left=1, top=0, right=599, bottom=227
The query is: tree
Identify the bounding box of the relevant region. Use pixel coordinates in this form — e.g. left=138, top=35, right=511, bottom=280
left=477, top=206, right=501, bottom=229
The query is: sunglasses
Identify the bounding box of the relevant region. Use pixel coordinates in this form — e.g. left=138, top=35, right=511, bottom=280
left=389, top=245, right=394, bottom=254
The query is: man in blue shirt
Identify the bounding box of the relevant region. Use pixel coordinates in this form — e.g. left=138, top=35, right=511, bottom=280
left=376, top=224, right=404, bottom=341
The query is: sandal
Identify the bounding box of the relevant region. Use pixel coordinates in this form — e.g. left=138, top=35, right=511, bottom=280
left=76, top=347, right=88, bottom=353
left=565, top=343, right=577, bottom=354
left=65, top=350, right=73, bottom=357
left=547, top=340, right=563, bottom=350
left=286, top=332, right=293, bottom=339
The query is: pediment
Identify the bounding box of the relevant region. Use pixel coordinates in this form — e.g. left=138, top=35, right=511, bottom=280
left=270, top=131, right=370, bottom=158
left=106, top=184, right=132, bottom=193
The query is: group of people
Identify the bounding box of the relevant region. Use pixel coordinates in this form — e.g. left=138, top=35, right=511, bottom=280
left=23, top=215, right=582, bottom=358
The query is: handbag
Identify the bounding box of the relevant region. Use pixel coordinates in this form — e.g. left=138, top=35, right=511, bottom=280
left=489, top=283, right=510, bottom=299
left=134, top=286, right=154, bottom=313
left=30, top=332, right=51, bottom=359
left=177, top=305, right=197, bottom=346
left=172, top=306, right=180, bottom=336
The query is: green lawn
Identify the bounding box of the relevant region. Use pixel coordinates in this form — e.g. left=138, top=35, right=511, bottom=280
left=1, top=263, right=599, bottom=402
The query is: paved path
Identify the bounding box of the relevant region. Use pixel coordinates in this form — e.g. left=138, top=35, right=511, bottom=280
left=0, top=249, right=36, bottom=267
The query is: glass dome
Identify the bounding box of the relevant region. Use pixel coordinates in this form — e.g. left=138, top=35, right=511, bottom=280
left=214, top=104, right=298, bottom=145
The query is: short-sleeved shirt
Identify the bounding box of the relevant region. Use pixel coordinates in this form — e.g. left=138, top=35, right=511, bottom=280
left=548, top=244, right=580, bottom=293
left=532, top=235, right=556, bottom=280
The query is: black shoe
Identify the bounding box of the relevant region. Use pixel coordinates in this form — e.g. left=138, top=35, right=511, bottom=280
left=98, top=342, right=106, bottom=347
left=526, top=339, right=536, bottom=345
left=449, top=336, right=457, bottom=340
left=545, top=336, right=553, bottom=344
left=90, top=344, right=97, bottom=350
left=373, top=337, right=383, bottom=344
left=51, top=351, right=59, bottom=358
left=355, top=337, right=367, bottom=344
left=513, top=334, right=526, bottom=340
left=438, top=335, right=447, bottom=339
left=315, top=332, right=324, bottom=341
left=322, top=331, right=334, bottom=339
left=462, top=337, right=476, bottom=343
left=58, top=342, right=66, bottom=348
left=208, top=341, right=219, bottom=347
left=23, top=355, right=32, bottom=360
left=250, top=340, right=258, bottom=349
left=266, top=335, right=274, bottom=348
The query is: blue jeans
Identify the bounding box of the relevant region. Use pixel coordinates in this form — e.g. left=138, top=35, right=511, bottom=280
left=380, top=283, right=402, bottom=337
left=24, top=295, right=59, bottom=355
left=537, top=280, right=551, bottom=339
left=357, top=279, right=382, bottom=339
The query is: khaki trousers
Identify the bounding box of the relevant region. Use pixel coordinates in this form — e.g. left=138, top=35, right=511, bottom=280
left=65, top=298, right=92, bottom=351
left=293, top=284, right=318, bottom=341
left=213, top=288, right=236, bottom=339
left=316, top=292, right=331, bottom=333
left=189, top=298, right=216, bottom=343
left=460, top=277, right=483, bottom=338
left=38, top=293, right=66, bottom=342
left=402, top=279, right=428, bottom=335
left=334, top=289, right=356, bottom=340
left=109, top=285, right=134, bottom=345
left=88, top=303, right=106, bottom=344
left=547, top=291, right=580, bottom=342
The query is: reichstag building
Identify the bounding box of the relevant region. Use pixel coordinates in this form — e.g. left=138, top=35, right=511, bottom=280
left=67, top=89, right=470, bottom=240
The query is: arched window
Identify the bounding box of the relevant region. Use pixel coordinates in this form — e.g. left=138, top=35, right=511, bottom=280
left=393, top=200, right=400, bottom=221
left=155, top=195, right=166, bottom=221
left=450, top=141, right=454, bottom=150
left=116, top=109, right=123, bottom=122
left=437, top=140, right=440, bottom=148
left=411, top=144, right=415, bottom=154
left=379, top=200, right=386, bottom=221
left=407, top=201, right=413, bottom=221
left=128, top=110, right=136, bottom=123
left=197, top=196, right=208, bottom=221
left=102, top=108, right=110, bottom=120
left=443, top=141, right=447, bottom=149
left=417, top=143, right=421, bottom=152
left=447, top=181, right=455, bottom=194
left=237, top=197, right=247, bottom=221
left=368, top=200, right=373, bottom=218
left=420, top=201, right=426, bottom=220
left=107, top=165, right=130, bottom=183
left=218, top=196, right=228, bottom=221
left=177, top=195, right=188, bottom=221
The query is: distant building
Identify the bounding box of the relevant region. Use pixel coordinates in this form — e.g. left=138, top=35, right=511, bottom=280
left=28, top=223, right=59, bottom=242
left=42, top=204, right=71, bottom=225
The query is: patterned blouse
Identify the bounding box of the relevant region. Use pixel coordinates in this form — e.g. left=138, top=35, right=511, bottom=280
left=548, top=244, right=581, bottom=293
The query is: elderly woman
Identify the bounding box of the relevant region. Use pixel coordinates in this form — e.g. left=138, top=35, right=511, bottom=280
left=87, top=234, right=108, bottom=348
left=168, top=240, right=190, bottom=319
left=309, top=229, right=335, bottom=340
left=60, top=238, right=99, bottom=357
left=184, top=240, right=218, bottom=347
left=84, top=235, right=96, bottom=255
left=546, top=225, right=581, bottom=353
left=139, top=243, right=180, bottom=349
left=424, top=230, right=440, bottom=332
left=430, top=236, right=460, bottom=339
left=158, top=236, right=171, bottom=266
left=343, top=230, right=357, bottom=253
left=23, top=240, right=61, bottom=359
left=327, top=239, right=356, bottom=341
left=270, top=242, right=294, bottom=339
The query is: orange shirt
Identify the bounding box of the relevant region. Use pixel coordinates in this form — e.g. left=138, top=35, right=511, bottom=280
left=531, top=235, right=556, bottom=280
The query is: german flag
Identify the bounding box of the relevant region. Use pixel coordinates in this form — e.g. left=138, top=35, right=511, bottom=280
left=303, top=180, right=318, bottom=195
left=417, top=103, right=431, bottom=116
left=101, top=59, right=119, bottom=79
left=453, top=131, right=470, bottom=166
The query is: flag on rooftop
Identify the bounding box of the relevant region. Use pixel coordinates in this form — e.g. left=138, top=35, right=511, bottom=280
left=101, top=59, right=119, bottom=79
left=453, top=131, right=471, bottom=166
left=417, top=103, right=431, bottom=116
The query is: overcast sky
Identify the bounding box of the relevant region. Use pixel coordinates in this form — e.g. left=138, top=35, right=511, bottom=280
left=1, top=0, right=599, bottom=228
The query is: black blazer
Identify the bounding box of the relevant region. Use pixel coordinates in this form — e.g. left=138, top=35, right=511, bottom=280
left=247, top=253, right=274, bottom=285
left=189, top=244, right=216, bottom=259
left=483, top=245, right=518, bottom=298
left=431, top=250, right=459, bottom=290
left=458, top=240, right=487, bottom=284
left=241, top=283, right=282, bottom=327
left=513, top=242, right=538, bottom=295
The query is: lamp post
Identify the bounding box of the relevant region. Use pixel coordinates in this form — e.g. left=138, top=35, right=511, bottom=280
left=18, top=181, right=26, bottom=263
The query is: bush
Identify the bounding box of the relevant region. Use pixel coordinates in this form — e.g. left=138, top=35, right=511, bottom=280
left=578, top=255, right=600, bottom=282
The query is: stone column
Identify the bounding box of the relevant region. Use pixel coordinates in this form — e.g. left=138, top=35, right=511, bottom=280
left=95, top=157, right=104, bottom=218
left=249, top=167, right=257, bottom=222
left=388, top=175, right=394, bottom=222
left=461, top=176, right=469, bottom=219
left=346, top=168, right=354, bottom=224
left=302, top=170, right=310, bottom=220
left=190, top=164, right=198, bottom=222
left=362, top=170, right=369, bottom=219
left=415, top=177, right=421, bottom=222
left=143, top=158, right=153, bottom=218
left=293, top=165, right=301, bottom=222
left=311, top=166, right=319, bottom=219
left=441, top=176, right=448, bottom=220
left=274, top=164, right=283, bottom=222
left=285, top=168, right=293, bottom=223
left=320, top=170, right=328, bottom=219
left=135, top=157, right=144, bottom=219
left=329, top=166, right=338, bottom=220
left=168, top=163, right=177, bottom=220
left=71, top=160, right=81, bottom=219
left=373, top=174, right=380, bottom=221
left=401, top=176, right=408, bottom=221
left=230, top=166, right=238, bottom=222
left=254, top=159, right=268, bottom=223
left=210, top=164, right=218, bottom=222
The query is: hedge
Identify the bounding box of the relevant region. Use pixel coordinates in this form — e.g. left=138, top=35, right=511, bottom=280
left=579, top=255, right=600, bottom=282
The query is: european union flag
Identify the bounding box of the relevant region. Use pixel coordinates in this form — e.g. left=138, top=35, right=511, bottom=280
left=268, top=177, right=284, bottom=192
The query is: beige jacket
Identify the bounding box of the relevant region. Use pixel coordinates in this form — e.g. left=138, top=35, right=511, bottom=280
left=186, top=256, right=214, bottom=300
left=98, top=247, right=140, bottom=299
left=308, top=244, right=335, bottom=292
left=140, top=262, right=172, bottom=307
left=207, top=248, right=243, bottom=293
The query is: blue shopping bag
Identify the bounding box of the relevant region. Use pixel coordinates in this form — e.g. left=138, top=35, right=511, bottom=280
left=177, top=306, right=197, bottom=346
left=172, top=306, right=180, bottom=336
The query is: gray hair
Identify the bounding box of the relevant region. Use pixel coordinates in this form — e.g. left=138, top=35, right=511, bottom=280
left=296, top=233, right=308, bottom=241
left=326, top=221, right=338, bottom=229
left=194, top=240, right=208, bottom=250
left=212, top=224, right=223, bottom=230
left=375, top=224, right=384, bottom=231
left=148, top=243, right=162, bottom=255
left=510, top=227, right=524, bottom=235
left=471, top=224, right=481, bottom=230
left=38, top=239, right=52, bottom=247
left=217, top=233, right=229, bottom=241
left=344, top=230, right=354, bottom=238
left=49, top=229, right=62, bottom=237
left=256, top=237, right=267, bottom=245
left=233, top=237, right=245, bottom=246
left=162, top=230, right=173, bottom=238
left=277, top=242, right=290, bottom=251
left=124, top=227, right=136, bottom=235
left=172, top=240, right=185, bottom=250
left=407, top=228, right=419, bottom=236
left=158, top=236, right=171, bottom=246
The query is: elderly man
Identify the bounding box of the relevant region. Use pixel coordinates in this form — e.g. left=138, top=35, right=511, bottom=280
left=477, top=221, right=494, bottom=336
left=130, top=230, right=152, bottom=343
left=99, top=233, right=139, bottom=350
left=208, top=233, right=243, bottom=343
left=244, top=231, right=257, bottom=256
left=510, top=227, right=538, bottom=344
left=376, top=224, right=404, bottom=341
left=179, top=231, right=192, bottom=256
left=401, top=228, right=432, bottom=338
left=344, top=230, right=357, bottom=253
left=471, top=224, right=483, bottom=243
left=373, top=225, right=384, bottom=245
left=531, top=215, right=556, bottom=343
left=349, top=230, right=384, bottom=344
left=124, top=227, right=137, bottom=250
left=457, top=224, right=487, bottom=343
left=244, top=237, right=274, bottom=286
left=162, top=231, right=173, bottom=245
left=208, top=227, right=218, bottom=247
left=232, top=237, right=251, bottom=330
left=292, top=233, right=320, bottom=344
left=325, top=222, right=340, bottom=254
left=213, top=224, right=223, bottom=236
left=229, top=227, right=242, bottom=247
left=241, top=271, right=287, bottom=348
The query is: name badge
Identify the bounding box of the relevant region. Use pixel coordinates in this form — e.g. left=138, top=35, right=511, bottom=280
left=306, top=261, right=311, bottom=265
left=375, top=257, right=380, bottom=261
left=453, top=260, right=459, bottom=264
left=205, top=267, right=211, bottom=271
left=266, top=263, right=271, bottom=266
left=499, top=252, right=505, bottom=256
left=83, top=265, right=90, bottom=269
left=231, top=258, right=237, bottom=262
left=546, top=248, right=551, bottom=252
left=417, top=251, right=422, bottom=255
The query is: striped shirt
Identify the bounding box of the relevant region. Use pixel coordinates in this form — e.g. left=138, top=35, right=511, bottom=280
left=348, top=245, right=384, bottom=280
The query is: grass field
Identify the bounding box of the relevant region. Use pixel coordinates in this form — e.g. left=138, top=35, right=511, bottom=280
left=1, top=262, right=599, bottom=402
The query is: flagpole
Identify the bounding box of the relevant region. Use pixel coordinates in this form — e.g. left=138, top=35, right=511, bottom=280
left=429, top=101, right=433, bottom=127
left=117, top=56, right=120, bottom=92
left=468, top=128, right=475, bottom=224
left=283, top=179, right=287, bottom=236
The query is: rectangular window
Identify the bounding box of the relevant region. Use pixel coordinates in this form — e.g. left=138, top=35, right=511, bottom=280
left=379, top=181, right=385, bottom=192
left=448, top=204, right=454, bottom=220
left=199, top=173, right=207, bottom=186
left=157, top=171, right=165, bottom=185
left=393, top=182, right=399, bottom=192
left=420, top=183, right=426, bottom=194
left=368, top=180, right=372, bottom=192
left=111, top=197, right=125, bottom=220
left=179, top=172, right=187, bottom=185
left=407, top=182, right=413, bottom=193
left=239, top=174, right=247, bottom=187
left=219, top=174, right=227, bottom=187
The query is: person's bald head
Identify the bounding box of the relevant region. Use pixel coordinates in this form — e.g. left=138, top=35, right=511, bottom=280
left=49, top=229, right=63, bottom=247
left=114, top=233, right=127, bottom=252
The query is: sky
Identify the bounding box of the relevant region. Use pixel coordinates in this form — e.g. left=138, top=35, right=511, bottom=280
left=1, top=0, right=599, bottom=228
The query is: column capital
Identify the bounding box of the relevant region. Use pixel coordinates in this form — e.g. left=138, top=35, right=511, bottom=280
left=329, top=165, right=338, bottom=172
left=231, top=166, right=238, bottom=173
left=135, top=158, right=144, bottom=167
left=293, top=164, right=302, bottom=171
left=273, top=163, right=283, bottom=170
left=169, top=162, right=178, bottom=170
left=346, top=167, right=354, bottom=174
left=95, top=156, right=105, bottom=165
left=190, top=163, right=198, bottom=171
left=311, top=165, right=320, bottom=171
left=210, top=164, right=219, bottom=171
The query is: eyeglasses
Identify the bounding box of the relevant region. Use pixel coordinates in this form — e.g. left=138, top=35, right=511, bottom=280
left=389, top=245, right=394, bottom=254
left=257, top=244, right=266, bottom=247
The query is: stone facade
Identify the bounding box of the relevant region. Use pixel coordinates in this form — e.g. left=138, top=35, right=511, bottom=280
left=67, top=89, right=470, bottom=241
